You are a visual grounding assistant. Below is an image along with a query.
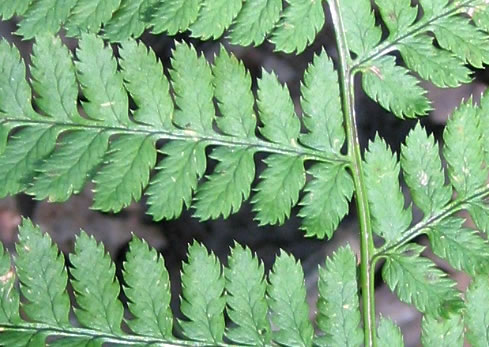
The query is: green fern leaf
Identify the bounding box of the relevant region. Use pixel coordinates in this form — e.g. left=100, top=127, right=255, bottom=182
left=16, top=0, right=76, bottom=39
left=337, top=0, right=381, bottom=55
left=51, top=337, right=102, bottom=346
left=70, top=232, right=124, bottom=334
left=257, top=71, right=300, bottom=145
left=377, top=317, right=404, bottom=347
left=150, top=0, right=202, bottom=35
left=228, top=0, right=282, bottom=46
left=147, top=141, right=207, bottom=220
left=15, top=219, right=70, bottom=327
left=0, top=124, right=12, bottom=156
left=270, top=0, right=324, bottom=54
left=432, top=16, right=489, bottom=69
left=364, top=136, right=411, bottom=243
left=467, top=201, right=489, bottom=234
left=443, top=101, right=487, bottom=198
left=189, top=0, right=242, bottom=40
left=194, top=148, right=255, bottom=220
left=316, top=246, right=363, bottom=347
left=75, top=34, right=129, bottom=126
left=92, top=135, right=156, bottom=212
left=225, top=243, right=271, bottom=346
left=465, top=276, right=489, bottom=347
left=399, top=35, right=472, bottom=88
left=362, top=56, right=431, bottom=119
left=180, top=241, right=226, bottom=344
left=0, top=0, right=32, bottom=19
left=428, top=217, right=489, bottom=276
left=401, top=124, right=452, bottom=216
left=299, top=163, right=354, bottom=239
left=124, top=236, right=173, bottom=338
left=28, top=131, right=109, bottom=202
left=103, top=0, right=151, bottom=41
left=473, top=3, right=489, bottom=32
left=0, top=243, right=20, bottom=324
left=212, top=47, right=256, bottom=138
left=421, top=314, right=464, bottom=347
left=375, top=0, right=417, bottom=38
left=253, top=155, right=305, bottom=225
left=0, top=331, right=47, bottom=346
left=64, top=0, right=121, bottom=37
left=418, top=0, right=448, bottom=20
left=382, top=244, right=461, bottom=315
left=300, top=50, right=344, bottom=154
left=268, top=251, right=314, bottom=347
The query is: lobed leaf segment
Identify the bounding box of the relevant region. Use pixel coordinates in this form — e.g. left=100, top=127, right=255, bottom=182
left=0, top=0, right=325, bottom=53
left=0, top=34, right=353, bottom=239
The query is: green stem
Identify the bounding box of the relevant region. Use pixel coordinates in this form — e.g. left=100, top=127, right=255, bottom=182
left=328, top=1, right=377, bottom=346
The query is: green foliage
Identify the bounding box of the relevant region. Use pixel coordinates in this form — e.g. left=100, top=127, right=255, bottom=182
left=0, top=34, right=351, bottom=239
left=0, top=219, right=366, bottom=347
left=377, top=317, right=404, bottom=347
left=421, top=314, right=464, bottom=347
left=2, top=0, right=325, bottom=53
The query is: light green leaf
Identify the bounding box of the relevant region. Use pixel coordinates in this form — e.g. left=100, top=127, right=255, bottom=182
left=70, top=232, right=124, bottom=334
left=364, top=136, right=411, bottom=243
left=299, top=162, right=354, bottom=239
left=119, top=40, right=174, bottom=129
left=75, top=34, right=129, bottom=126
left=316, top=246, right=363, bottom=347
left=0, top=124, right=14, bottom=156
left=377, top=317, right=404, bottom=347
left=0, top=331, right=46, bottom=346
left=93, top=135, right=156, bottom=212
left=0, top=40, right=37, bottom=119
left=467, top=201, right=489, bottom=234
left=50, top=337, right=102, bottom=347
left=418, top=0, right=449, bottom=20
left=399, top=35, right=472, bottom=88
left=0, top=243, right=20, bottom=324
left=337, top=0, right=381, bottom=55
left=401, top=124, right=452, bottom=216
left=151, top=0, right=202, bottom=35
left=31, top=35, right=80, bottom=122
left=103, top=0, right=149, bottom=41
left=16, top=0, right=76, bottom=39
left=146, top=141, right=207, bottom=220
left=225, top=243, right=271, bottom=346
left=300, top=50, right=344, bottom=154
left=362, top=56, right=431, bottom=119
left=421, top=314, right=464, bottom=347
left=228, top=0, right=282, bottom=46
left=443, top=101, right=487, bottom=198
left=0, top=126, right=59, bottom=198
left=212, top=47, right=256, bottom=138
left=473, top=3, right=489, bottom=32
left=170, top=42, right=215, bottom=134
left=124, top=236, right=172, bottom=338
left=190, top=0, right=242, bottom=40
left=28, top=130, right=109, bottom=202
left=465, top=276, right=489, bottom=347
left=478, top=89, right=489, bottom=165
left=253, top=155, right=305, bottom=225
left=0, top=0, right=33, bottom=19
left=15, top=218, right=70, bottom=326
left=180, top=242, right=225, bottom=344
left=375, top=0, right=417, bottom=38
left=428, top=217, right=489, bottom=276
left=65, top=0, right=121, bottom=37
left=270, top=0, right=324, bottom=53
left=432, top=16, right=489, bottom=69
left=382, top=244, right=461, bottom=315
left=257, top=71, right=300, bottom=145
left=194, top=147, right=255, bottom=220
left=268, top=252, right=313, bottom=347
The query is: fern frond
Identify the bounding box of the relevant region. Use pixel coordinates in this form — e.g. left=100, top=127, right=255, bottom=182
left=0, top=34, right=350, bottom=239
left=5, top=0, right=325, bottom=53
left=377, top=317, right=404, bottom=347
left=465, top=276, right=489, bottom=347
left=0, top=219, right=364, bottom=347
left=421, top=313, right=464, bottom=347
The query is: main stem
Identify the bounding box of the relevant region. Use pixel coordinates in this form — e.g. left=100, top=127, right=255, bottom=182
left=329, top=1, right=377, bottom=346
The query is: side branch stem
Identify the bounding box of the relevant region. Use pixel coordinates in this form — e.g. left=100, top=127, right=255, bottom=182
left=329, top=1, right=377, bottom=346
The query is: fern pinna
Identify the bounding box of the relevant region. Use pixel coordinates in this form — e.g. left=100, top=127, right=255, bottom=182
left=3, top=0, right=489, bottom=346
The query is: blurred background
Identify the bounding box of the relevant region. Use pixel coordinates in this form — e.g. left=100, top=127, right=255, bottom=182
left=0, top=5, right=486, bottom=345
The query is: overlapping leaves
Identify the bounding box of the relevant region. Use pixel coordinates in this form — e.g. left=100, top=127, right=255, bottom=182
left=0, top=34, right=352, bottom=239
left=0, top=0, right=324, bottom=53
left=0, top=219, right=366, bottom=347
left=339, top=0, right=489, bottom=119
